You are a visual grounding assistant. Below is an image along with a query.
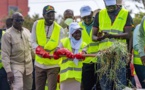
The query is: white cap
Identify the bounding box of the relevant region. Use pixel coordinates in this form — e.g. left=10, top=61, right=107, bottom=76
left=116, top=0, right=122, bottom=5
left=104, top=0, right=116, bottom=6
left=69, top=22, right=82, bottom=38
left=80, top=5, right=92, bottom=17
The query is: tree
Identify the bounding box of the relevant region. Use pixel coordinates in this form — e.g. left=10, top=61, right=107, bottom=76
left=133, top=12, right=145, bottom=27
left=133, top=0, right=145, bottom=8
left=23, top=14, right=40, bottom=31
left=124, top=0, right=145, bottom=14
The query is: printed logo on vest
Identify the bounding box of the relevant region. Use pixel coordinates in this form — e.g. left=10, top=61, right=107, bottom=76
left=50, top=39, right=56, bottom=42
left=118, top=17, right=124, bottom=20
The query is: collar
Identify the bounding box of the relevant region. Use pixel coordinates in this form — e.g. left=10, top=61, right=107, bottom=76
left=45, top=21, right=54, bottom=27
left=82, top=21, right=94, bottom=26
left=12, top=26, right=23, bottom=33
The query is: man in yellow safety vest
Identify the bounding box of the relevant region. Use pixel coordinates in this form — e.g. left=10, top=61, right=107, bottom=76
left=136, top=16, right=145, bottom=88
left=92, top=0, right=133, bottom=89
left=31, top=5, right=64, bottom=90
left=79, top=5, right=100, bottom=90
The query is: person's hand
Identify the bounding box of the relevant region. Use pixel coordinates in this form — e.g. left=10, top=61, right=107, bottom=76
left=35, top=46, right=51, bottom=58
left=42, top=51, right=51, bottom=59
left=7, top=72, right=14, bottom=85
left=55, top=48, right=68, bottom=55
left=53, top=51, right=60, bottom=60
left=141, top=56, right=145, bottom=65
left=66, top=51, right=75, bottom=59
left=97, top=31, right=103, bottom=37
left=75, top=52, right=85, bottom=60
left=96, top=31, right=105, bottom=41
left=103, top=31, right=111, bottom=38
left=35, top=46, right=45, bottom=55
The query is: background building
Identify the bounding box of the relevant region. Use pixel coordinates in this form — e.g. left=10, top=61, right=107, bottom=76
left=0, top=0, right=29, bottom=28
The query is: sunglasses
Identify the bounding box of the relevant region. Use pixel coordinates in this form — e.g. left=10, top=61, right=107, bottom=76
left=14, top=19, right=24, bottom=22
left=82, top=16, right=92, bottom=20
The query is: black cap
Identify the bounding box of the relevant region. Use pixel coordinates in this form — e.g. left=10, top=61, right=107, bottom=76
left=43, top=5, right=55, bottom=15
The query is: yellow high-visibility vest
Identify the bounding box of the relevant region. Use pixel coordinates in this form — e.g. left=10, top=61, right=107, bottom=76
left=79, top=22, right=99, bottom=63
left=98, top=8, right=128, bottom=50
left=134, top=50, right=143, bottom=65
left=0, top=30, right=5, bottom=69
left=35, top=19, right=62, bottom=65
left=60, top=38, right=87, bottom=82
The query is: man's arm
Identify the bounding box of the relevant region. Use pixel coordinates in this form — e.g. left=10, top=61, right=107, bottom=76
left=138, top=16, right=145, bottom=65
left=138, top=16, right=145, bottom=57
left=31, top=21, right=38, bottom=52
left=104, top=26, right=132, bottom=40
left=92, top=12, right=105, bottom=42
left=1, top=33, right=11, bottom=73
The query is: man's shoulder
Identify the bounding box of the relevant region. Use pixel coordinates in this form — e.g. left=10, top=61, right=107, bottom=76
left=142, top=16, right=145, bottom=21
left=4, top=27, right=13, bottom=34
left=23, top=27, right=31, bottom=34
left=54, top=21, right=62, bottom=29
left=23, top=27, right=29, bottom=31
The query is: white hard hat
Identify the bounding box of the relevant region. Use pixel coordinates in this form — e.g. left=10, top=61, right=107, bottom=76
left=104, top=0, right=116, bottom=6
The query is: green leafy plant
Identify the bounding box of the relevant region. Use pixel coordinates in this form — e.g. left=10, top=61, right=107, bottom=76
left=95, top=40, right=130, bottom=89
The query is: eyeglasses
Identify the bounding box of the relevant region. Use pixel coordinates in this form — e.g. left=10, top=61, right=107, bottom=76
left=82, top=16, right=92, bottom=20
left=14, top=19, right=24, bottom=22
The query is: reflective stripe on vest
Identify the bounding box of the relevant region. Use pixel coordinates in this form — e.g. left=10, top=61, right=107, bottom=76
left=35, top=19, right=62, bottom=65
left=62, top=58, right=82, bottom=64
left=134, top=50, right=143, bottom=65
left=79, top=22, right=99, bottom=63
left=98, top=8, right=128, bottom=50
left=60, top=38, right=86, bottom=82
left=0, top=31, right=5, bottom=69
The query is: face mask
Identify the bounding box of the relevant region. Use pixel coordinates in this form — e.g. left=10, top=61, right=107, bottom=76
left=71, top=37, right=79, bottom=45
left=64, top=18, right=73, bottom=26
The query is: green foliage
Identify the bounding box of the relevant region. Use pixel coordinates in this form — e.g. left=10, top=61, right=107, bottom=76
left=23, top=14, right=41, bottom=31
left=133, top=12, right=145, bottom=27
left=95, top=40, right=130, bottom=89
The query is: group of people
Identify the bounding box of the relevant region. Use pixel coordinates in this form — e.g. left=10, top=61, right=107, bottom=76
left=0, top=0, right=145, bottom=90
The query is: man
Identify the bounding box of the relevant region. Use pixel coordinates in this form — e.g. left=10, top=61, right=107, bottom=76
left=136, top=16, right=145, bottom=88
left=92, top=0, right=132, bottom=89
left=79, top=5, right=100, bottom=90
left=0, top=17, right=13, bottom=90
left=116, top=0, right=123, bottom=8
left=133, top=24, right=143, bottom=88
left=1, top=12, right=33, bottom=90
left=60, top=9, right=74, bottom=37
left=5, top=18, right=13, bottom=29
left=31, top=5, right=64, bottom=90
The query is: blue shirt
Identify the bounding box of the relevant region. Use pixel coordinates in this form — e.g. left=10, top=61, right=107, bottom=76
left=138, top=16, right=145, bottom=57
left=82, top=22, right=93, bottom=35
left=133, top=24, right=140, bottom=51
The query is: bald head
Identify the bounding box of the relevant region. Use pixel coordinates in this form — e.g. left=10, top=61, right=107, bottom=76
left=63, top=9, right=74, bottom=20
left=64, top=9, right=74, bottom=15
left=12, top=12, right=23, bottom=19
left=12, top=12, right=24, bottom=30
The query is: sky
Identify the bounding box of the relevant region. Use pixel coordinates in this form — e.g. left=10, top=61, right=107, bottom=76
left=28, top=0, right=145, bottom=18
left=28, top=0, right=105, bottom=18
